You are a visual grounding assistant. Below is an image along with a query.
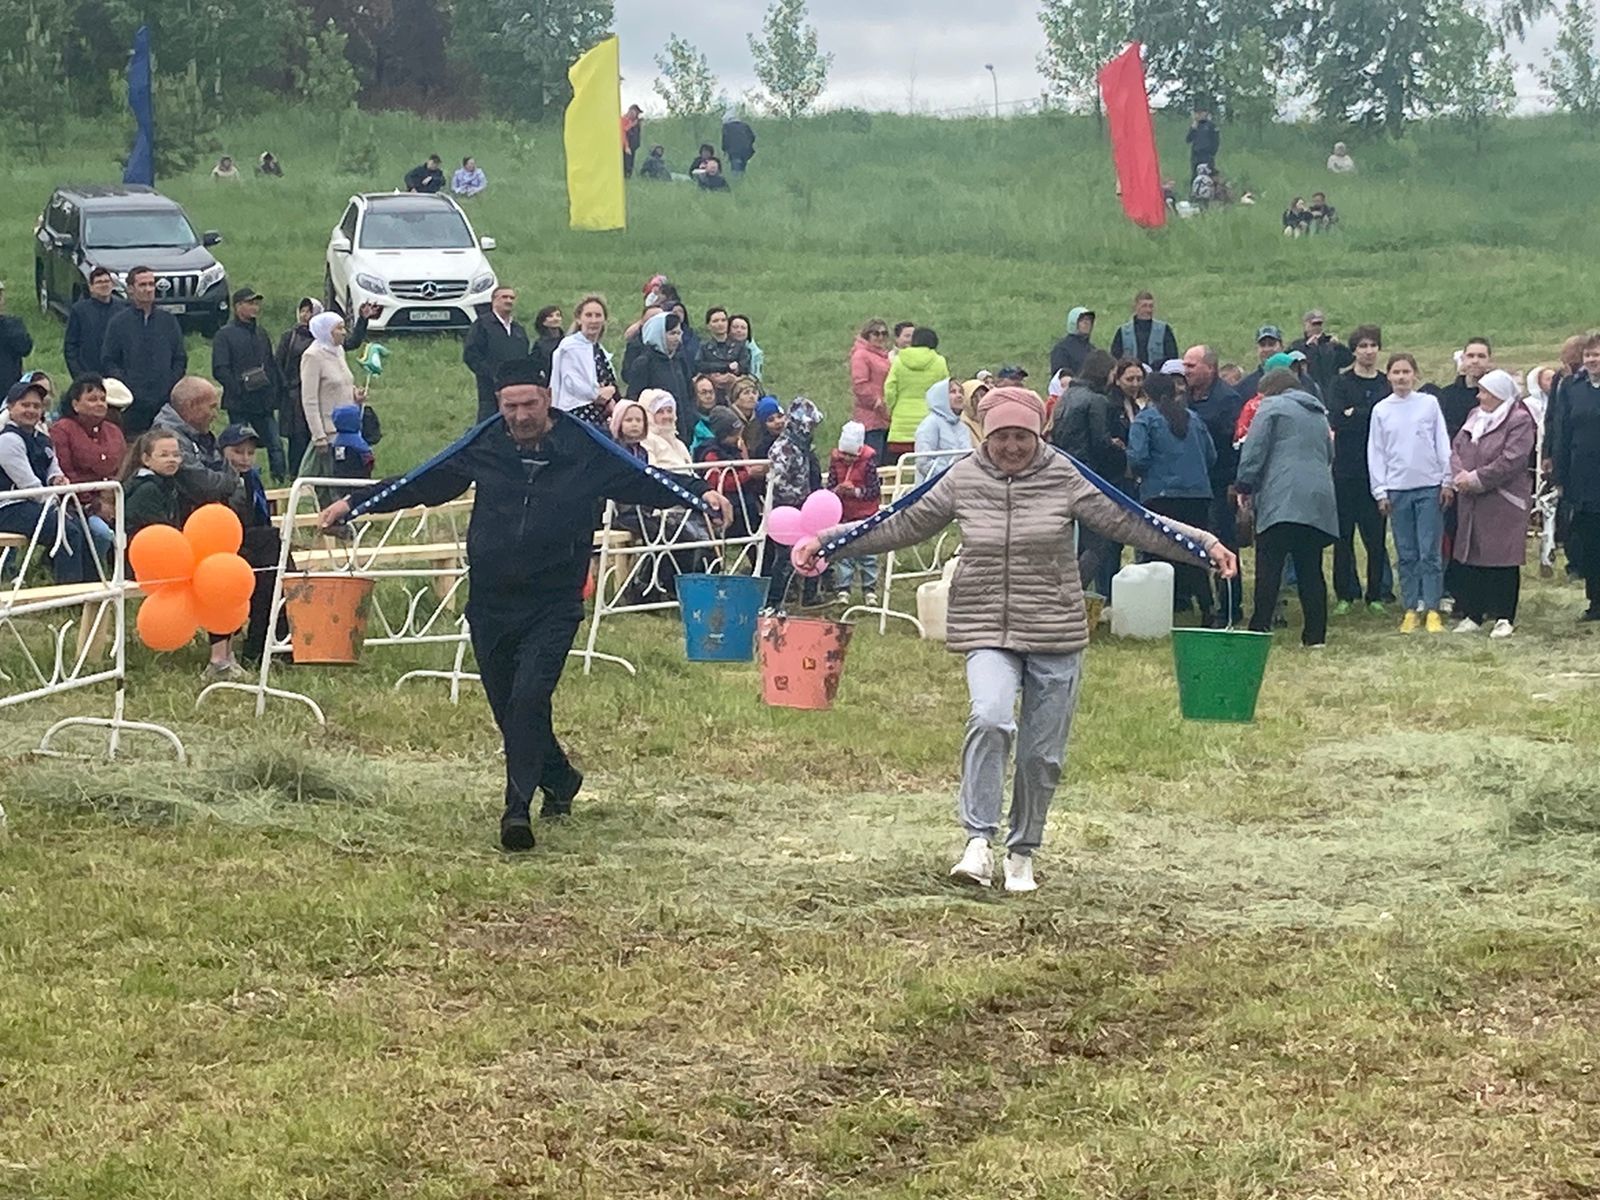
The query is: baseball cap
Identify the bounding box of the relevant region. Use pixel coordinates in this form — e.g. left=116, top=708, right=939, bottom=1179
left=1256, top=325, right=1284, bottom=344
left=1303, top=309, right=1325, bottom=324
left=1287, top=350, right=1308, bottom=364
left=231, top=286, right=264, bottom=305
left=218, top=422, right=261, bottom=448
left=995, top=364, right=1029, bottom=380
left=5, top=378, right=47, bottom=406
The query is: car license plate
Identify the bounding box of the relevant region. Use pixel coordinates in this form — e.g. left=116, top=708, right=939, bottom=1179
left=410, top=309, right=451, bottom=323
left=157, top=303, right=184, bottom=313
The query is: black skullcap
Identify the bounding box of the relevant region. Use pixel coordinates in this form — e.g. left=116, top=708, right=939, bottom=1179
left=705, top=404, right=743, bottom=440
left=494, top=356, right=551, bottom=391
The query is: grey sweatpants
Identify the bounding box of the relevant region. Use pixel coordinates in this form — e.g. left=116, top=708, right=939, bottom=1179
left=960, top=648, right=1084, bottom=856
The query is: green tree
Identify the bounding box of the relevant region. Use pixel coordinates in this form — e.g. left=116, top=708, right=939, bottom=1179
left=293, top=18, right=360, bottom=111
left=1212, top=25, right=1279, bottom=129
left=1303, top=0, right=1447, bottom=137
left=448, top=0, right=613, bottom=122
left=1540, top=0, right=1600, bottom=125
left=652, top=33, right=718, bottom=117
left=1036, top=0, right=1135, bottom=123
left=0, top=4, right=70, bottom=161
left=336, top=107, right=380, bottom=175
left=748, top=0, right=832, bottom=118
left=1422, top=4, right=1515, bottom=148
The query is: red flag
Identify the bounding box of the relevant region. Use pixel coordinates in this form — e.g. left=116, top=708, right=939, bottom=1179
left=1099, top=44, right=1166, bottom=229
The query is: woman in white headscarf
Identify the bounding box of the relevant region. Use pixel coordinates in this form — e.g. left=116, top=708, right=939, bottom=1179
left=299, top=311, right=362, bottom=477
left=641, top=390, right=693, bottom=469
left=1448, top=368, right=1536, bottom=638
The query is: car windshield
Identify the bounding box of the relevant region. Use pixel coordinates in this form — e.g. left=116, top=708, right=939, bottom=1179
left=358, top=207, right=474, bottom=250
left=82, top=210, right=199, bottom=250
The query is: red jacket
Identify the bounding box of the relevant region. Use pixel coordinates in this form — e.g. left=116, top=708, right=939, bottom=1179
left=49, top=413, right=126, bottom=518
left=1233, top=393, right=1263, bottom=445
left=828, top=446, right=881, bottom=521
left=849, top=337, right=890, bottom=432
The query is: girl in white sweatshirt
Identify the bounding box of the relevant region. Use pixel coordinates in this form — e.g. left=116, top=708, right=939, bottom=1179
left=1366, top=353, right=1454, bottom=633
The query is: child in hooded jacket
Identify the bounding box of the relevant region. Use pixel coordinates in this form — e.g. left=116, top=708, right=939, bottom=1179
left=828, top=420, right=881, bottom=604
left=767, top=397, right=830, bottom=605
left=329, top=404, right=375, bottom=481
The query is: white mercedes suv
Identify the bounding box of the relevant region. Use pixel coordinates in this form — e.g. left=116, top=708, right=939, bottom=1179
left=323, top=193, right=498, bottom=332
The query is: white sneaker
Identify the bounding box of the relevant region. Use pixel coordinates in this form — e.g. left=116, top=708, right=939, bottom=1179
left=834, top=591, right=851, bottom=607
left=1452, top=618, right=1481, bottom=634
left=950, top=837, right=993, bottom=887
left=1002, top=853, right=1038, bottom=893
left=1490, top=619, right=1515, bottom=639
left=863, top=591, right=879, bottom=606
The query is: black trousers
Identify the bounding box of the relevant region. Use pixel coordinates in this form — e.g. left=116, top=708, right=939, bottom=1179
left=1453, top=563, right=1521, bottom=623
left=1332, top=474, right=1387, bottom=602
left=241, top=526, right=291, bottom=661
left=469, top=594, right=584, bottom=817
left=1573, top=512, right=1600, bottom=611
left=1250, top=522, right=1330, bottom=646
left=1147, top=496, right=1215, bottom=618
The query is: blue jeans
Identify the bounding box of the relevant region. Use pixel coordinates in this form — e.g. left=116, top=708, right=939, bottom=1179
left=0, top=500, right=93, bottom=583
left=1389, top=486, right=1445, bottom=612
left=87, top=514, right=115, bottom=561
left=835, top=555, right=879, bottom=593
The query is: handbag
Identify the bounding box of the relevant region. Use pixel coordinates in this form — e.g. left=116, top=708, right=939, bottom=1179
left=241, top=365, right=270, bottom=392
left=361, top=404, right=382, bottom=446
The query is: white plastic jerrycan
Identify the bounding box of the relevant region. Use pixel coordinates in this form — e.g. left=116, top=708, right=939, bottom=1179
left=1109, top=561, right=1174, bottom=639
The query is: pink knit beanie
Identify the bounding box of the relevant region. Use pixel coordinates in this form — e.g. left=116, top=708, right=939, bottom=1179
left=978, top=386, right=1046, bottom=436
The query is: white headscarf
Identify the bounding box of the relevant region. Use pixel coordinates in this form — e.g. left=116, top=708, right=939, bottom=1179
left=1462, top=368, right=1520, bottom=441
left=309, top=311, right=342, bottom=349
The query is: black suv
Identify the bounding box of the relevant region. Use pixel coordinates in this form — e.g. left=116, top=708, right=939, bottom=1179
left=34, top=185, right=230, bottom=335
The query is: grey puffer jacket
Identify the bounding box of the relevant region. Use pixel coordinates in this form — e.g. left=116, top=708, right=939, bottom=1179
left=827, top=442, right=1217, bottom=655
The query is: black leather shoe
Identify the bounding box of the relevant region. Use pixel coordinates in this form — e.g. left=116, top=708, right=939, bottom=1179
left=499, top=810, right=535, bottom=851
left=539, top=769, right=583, bottom=818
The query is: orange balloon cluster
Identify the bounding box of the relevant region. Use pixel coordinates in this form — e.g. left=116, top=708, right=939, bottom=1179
left=129, top=505, right=257, bottom=652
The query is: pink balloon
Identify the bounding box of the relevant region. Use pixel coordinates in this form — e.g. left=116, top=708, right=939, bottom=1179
left=791, top=542, right=826, bottom=577
left=799, top=490, right=843, bottom=536
left=767, top=505, right=806, bottom=546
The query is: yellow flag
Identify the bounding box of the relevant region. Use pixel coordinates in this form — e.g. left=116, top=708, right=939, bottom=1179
left=565, top=36, right=625, bottom=232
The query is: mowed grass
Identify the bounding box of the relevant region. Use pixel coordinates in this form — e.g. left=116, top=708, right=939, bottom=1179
left=3, top=110, right=1600, bottom=1197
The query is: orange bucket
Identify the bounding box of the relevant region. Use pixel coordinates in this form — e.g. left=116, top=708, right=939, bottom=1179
left=282, top=575, right=374, bottom=664
left=757, top=614, right=854, bottom=710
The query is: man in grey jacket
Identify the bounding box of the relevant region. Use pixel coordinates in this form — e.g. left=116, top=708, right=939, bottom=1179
left=150, top=376, right=244, bottom=517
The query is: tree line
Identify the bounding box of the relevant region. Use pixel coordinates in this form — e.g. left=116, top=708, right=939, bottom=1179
left=1038, top=0, right=1600, bottom=135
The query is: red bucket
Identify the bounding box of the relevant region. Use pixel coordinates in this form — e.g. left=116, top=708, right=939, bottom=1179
left=757, top=614, right=853, bottom=710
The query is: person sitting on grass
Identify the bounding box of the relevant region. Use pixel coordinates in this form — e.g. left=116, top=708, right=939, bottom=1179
left=404, top=155, right=445, bottom=194
left=257, top=151, right=283, bottom=177
left=451, top=156, right=487, bottom=198
left=1327, top=142, right=1356, bottom=173
left=1368, top=352, right=1454, bottom=635
left=639, top=144, right=672, bottom=181
left=1283, top=196, right=1312, bottom=237
left=1308, top=192, right=1338, bottom=232
left=793, top=388, right=1236, bottom=893
left=211, top=155, right=240, bottom=181
left=828, top=420, right=881, bottom=607
left=694, top=157, right=731, bottom=192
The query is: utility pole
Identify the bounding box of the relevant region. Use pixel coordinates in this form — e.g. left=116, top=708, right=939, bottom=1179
left=984, top=63, right=998, bottom=119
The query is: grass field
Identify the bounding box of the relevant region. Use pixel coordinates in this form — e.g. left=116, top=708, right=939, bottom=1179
left=3, top=110, right=1600, bottom=1198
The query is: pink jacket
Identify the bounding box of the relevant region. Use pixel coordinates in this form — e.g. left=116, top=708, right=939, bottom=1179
left=1449, top=401, right=1536, bottom=568
left=849, top=337, right=890, bottom=432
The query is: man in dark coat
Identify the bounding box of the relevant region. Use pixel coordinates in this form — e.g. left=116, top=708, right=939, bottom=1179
left=100, top=266, right=187, bottom=435
left=0, top=281, right=33, bottom=395
left=403, top=155, right=445, bottom=193
left=318, top=358, right=733, bottom=852
left=462, top=286, right=529, bottom=423
left=1048, top=306, right=1097, bottom=378
left=1428, top=336, right=1493, bottom=441
left=63, top=266, right=126, bottom=378
left=211, top=286, right=287, bottom=482
left=721, top=111, right=756, bottom=174
left=1550, top=334, right=1600, bottom=619
left=1186, top=109, right=1220, bottom=178
left=1183, top=343, right=1245, bottom=622
left=1050, top=348, right=1130, bottom=595
left=1289, top=309, right=1354, bottom=398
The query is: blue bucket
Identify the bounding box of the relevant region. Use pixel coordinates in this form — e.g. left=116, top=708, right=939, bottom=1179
left=676, top=573, right=767, bottom=662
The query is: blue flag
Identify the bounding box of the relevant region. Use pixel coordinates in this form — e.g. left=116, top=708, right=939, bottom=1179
left=123, top=26, right=154, bottom=187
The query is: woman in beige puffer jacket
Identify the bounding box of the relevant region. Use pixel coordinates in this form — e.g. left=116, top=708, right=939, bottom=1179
left=299, top=311, right=362, bottom=476
left=799, top=387, right=1236, bottom=894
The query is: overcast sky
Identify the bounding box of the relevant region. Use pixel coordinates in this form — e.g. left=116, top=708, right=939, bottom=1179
left=613, top=0, right=1562, bottom=116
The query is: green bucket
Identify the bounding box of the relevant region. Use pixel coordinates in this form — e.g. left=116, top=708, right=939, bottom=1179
left=1171, top=628, right=1273, bottom=723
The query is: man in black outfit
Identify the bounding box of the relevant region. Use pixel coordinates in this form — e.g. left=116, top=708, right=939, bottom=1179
left=211, top=286, right=287, bottom=482
left=64, top=266, right=126, bottom=378
left=319, top=358, right=734, bottom=851
left=0, top=281, right=34, bottom=395
left=1186, top=109, right=1219, bottom=180
left=1290, top=309, right=1354, bottom=398
left=1327, top=325, right=1391, bottom=611
left=1429, top=337, right=1492, bottom=440
left=462, top=286, right=529, bottom=423
left=1182, top=344, right=1244, bottom=622
left=403, top=155, right=445, bottom=193
left=101, top=265, right=187, bottom=434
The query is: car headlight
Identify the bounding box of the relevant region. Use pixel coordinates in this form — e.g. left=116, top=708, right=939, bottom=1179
left=354, top=273, right=389, bottom=296
left=470, top=273, right=496, bottom=295
left=199, top=263, right=226, bottom=292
